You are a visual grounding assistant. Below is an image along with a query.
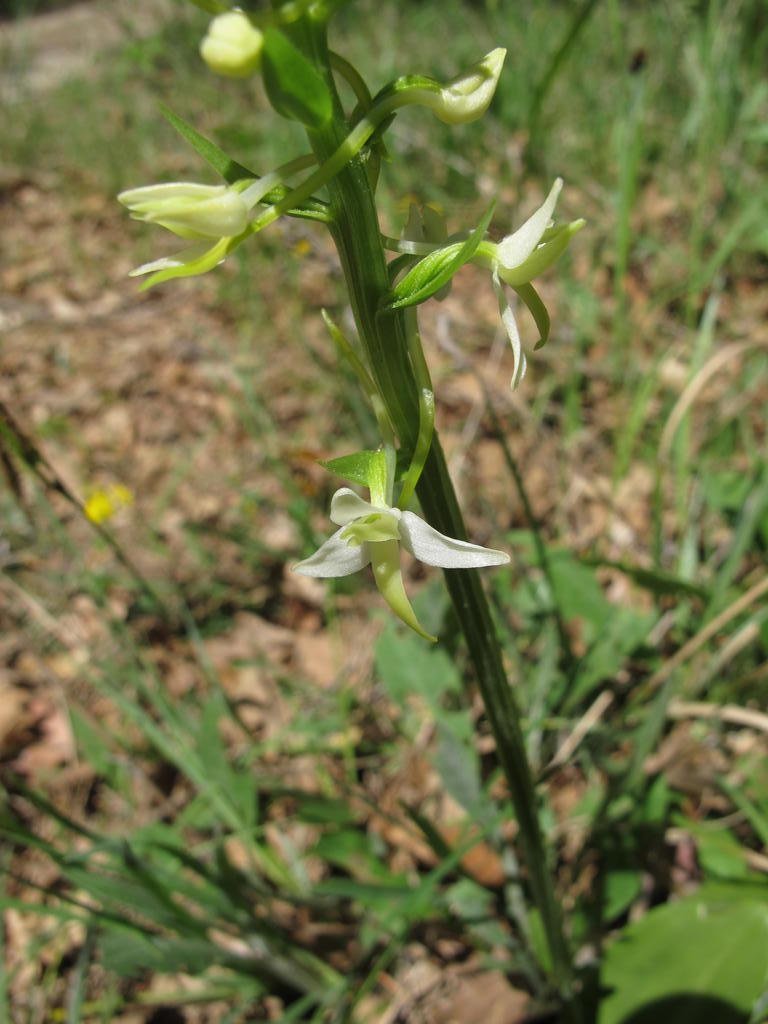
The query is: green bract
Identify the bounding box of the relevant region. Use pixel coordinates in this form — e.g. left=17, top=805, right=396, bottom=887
left=262, top=29, right=333, bottom=128
left=385, top=202, right=495, bottom=311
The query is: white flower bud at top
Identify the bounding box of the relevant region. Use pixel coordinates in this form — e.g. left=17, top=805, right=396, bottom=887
left=200, top=9, right=263, bottom=79
left=427, top=48, right=506, bottom=125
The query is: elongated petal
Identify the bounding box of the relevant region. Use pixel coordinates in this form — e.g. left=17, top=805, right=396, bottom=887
left=493, top=271, right=527, bottom=389
left=293, top=528, right=370, bottom=578
left=118, top=182, right=228, bottom=206
left=369, top=538, right=436, bottom=642
left=129, top=241, right=213, bottom=277
left=499, top=218, right=585, bottom=288
left=399, top=511, right=509, bottom=568
left=496, top=178, right=562, bottom=271
left=329, top=487, right=391, bottom=526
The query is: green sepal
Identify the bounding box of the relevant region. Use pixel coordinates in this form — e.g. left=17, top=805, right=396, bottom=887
left=160, top=105, right=330, bottom=222
left=262, top=29, right=333, bottom=129
left=384, top=201, right=495, bottom=311
left=322, top=449, right=388, bottom=500
left=515, top=281, right=551, bottom=350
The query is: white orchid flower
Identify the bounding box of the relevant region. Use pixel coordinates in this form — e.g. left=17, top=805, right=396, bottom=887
left=294, top=487, right=509, bottom=642
left=383, top=180, right=584, bottom=390
left=477, top=178, right=585, bottom=388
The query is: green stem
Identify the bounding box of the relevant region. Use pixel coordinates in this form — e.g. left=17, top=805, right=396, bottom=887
left=284, top=13, right=579, bottom=1016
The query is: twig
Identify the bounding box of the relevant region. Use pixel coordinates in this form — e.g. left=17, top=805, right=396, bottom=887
left=548, top=690, right=614, bottom=769
left=667, top=699, right=768, bottom=736
left=659, top=339, right=768, bottom=462
left=646, top=575, right=768, bottom=692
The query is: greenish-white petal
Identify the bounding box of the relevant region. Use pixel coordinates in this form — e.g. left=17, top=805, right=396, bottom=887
left=293, top=528, right=370, bottom=578
left=329, top=487, right=393, bottom=526
left=496, top=178, right=562, bottom=271
left=138, top=235, right=237, bottom=288
left=399, top=511, right=509, bottom=568
left=493, top=271, right=527, bottom=389
left=498, top=218, right=584, bottom=288
left=129, top=241, right=214, bottom=277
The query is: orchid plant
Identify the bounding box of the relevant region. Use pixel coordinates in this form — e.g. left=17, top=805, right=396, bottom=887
left=119, top=2, right=583, bottom=1018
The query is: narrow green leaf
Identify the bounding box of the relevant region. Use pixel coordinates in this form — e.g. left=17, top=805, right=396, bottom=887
left=262, top=29, right=333, bottom=129
left=385, top=201, right=496, bottom=311
left=160, top=105, right=255, bottom=184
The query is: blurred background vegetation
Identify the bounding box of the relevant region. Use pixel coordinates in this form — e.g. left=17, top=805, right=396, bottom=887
left=0, top=0, right=767, bottom=1021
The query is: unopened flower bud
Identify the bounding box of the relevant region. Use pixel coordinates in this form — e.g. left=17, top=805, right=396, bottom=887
left=428, top=48, right=506, bottom=125
left=200, top=10, right=263, bottom=78
left=117, top=182, right=251, bottom=240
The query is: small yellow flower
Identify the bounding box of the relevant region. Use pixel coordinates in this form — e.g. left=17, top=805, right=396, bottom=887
left=84, top=484, right=134, bottom=525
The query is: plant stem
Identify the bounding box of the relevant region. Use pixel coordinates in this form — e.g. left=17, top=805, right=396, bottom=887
left=286, top=13, right=579, bottom=1015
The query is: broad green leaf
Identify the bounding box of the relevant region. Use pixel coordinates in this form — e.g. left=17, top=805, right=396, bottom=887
left=679, top=819, right=752, bottom=882
left=262, top=29, right=333, bottom=129
left=375, top=622, right=462, bottom=709
left=385, top=202, right=496, bottom=311
left=603, top=870, right=642, bottom=921
left=600, top=884, right=768, bottom=1024
left=313, top=829, right=392, bottom=882
left=434, top=715, right=483, bottom=816
left=100, top=930, right=235, bottom=977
